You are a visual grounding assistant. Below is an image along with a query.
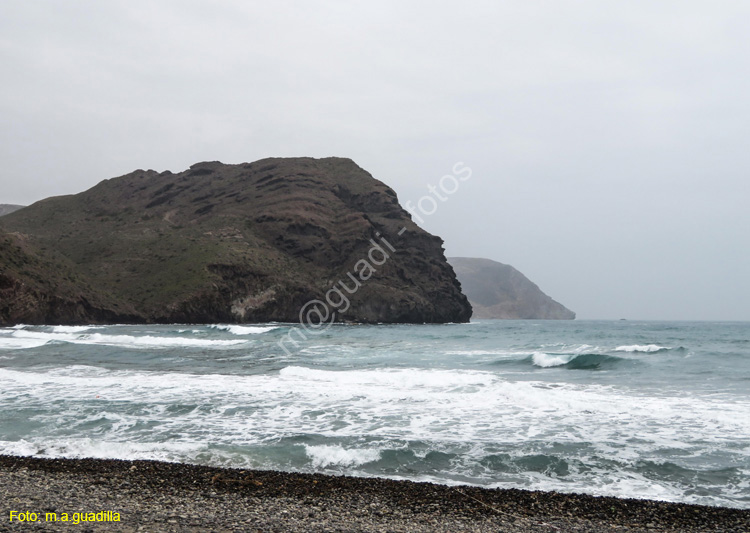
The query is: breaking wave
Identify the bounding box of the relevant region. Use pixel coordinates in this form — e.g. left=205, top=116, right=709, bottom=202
left=615, top=345, right=671, bottom=353
left=304, top=445, right=382, bottom=468
left=531, top=352, right=624, bottom=369
left=209, top=325, right=280, bottom=335
left=6, top=329, right=247, bottom=349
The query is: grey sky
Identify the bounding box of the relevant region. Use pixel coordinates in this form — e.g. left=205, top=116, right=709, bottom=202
left=1, top=1, right=748, bottom=320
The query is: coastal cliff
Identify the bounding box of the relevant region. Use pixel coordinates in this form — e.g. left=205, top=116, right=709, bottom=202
left=0, top=158, right=471, bottom=325
left=448, top=257, right=575, bottom=320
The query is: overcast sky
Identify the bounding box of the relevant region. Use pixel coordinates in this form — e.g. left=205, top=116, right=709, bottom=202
left=1, top=1, right=748, bottom=320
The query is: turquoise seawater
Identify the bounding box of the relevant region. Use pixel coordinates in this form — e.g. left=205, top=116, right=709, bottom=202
left=1, top=320, right=748, bottom=508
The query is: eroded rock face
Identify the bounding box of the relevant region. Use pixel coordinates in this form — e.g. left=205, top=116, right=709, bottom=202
left=448, top=257, right=575, bottom=320
left=0, top=233, right=138, bottom=325
left=0, top=158, right=471, bottom=325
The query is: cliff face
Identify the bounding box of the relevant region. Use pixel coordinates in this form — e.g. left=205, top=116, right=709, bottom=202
left=448, top=257, right=575, bottom=320
left=0, top=233, right=138, bottom=325
left=0, top=158, right=471, bottom=325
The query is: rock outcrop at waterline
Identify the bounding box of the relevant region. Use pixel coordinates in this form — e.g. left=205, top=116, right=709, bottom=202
left=0, top=158, right=472, bottom=325
left=448, top=257, right=575, bottom=320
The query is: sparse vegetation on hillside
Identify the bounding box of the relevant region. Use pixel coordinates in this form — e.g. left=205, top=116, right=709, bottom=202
left=0, top=158, right=471, bottom=325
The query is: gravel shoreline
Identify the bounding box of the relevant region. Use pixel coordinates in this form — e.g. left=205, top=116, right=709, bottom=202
left=1, top=455, right=748, bottom=532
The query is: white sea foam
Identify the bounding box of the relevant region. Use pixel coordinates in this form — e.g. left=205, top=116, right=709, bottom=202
left=572, top=344, right=597, bottom=353
left=0, top=437, right=206, bottom=463
left=4, top=365, right=749, bottom=451
left=2, top=360, right=749, bottom=507
left=278, top=365, right=495, bottom=390
left=0, top=337, right=50, bottom=350
left=485, top=466, right=688, bottom=505
left=445, top=350, right=536, bottom=356
left=615, top=344, right=667, bottom=353
left=531, top=352, right=574, bottom=367
left=8, top=330, right=247, bottom=348
left=305, top=445, right=381, bottom=468
left=51, top=325, right=102, bottom=333
left=537, top=343, right=598, bottom=353
left=209, top=325, right=280, bottom=335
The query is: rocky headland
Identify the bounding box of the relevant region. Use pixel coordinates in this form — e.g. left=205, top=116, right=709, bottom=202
left=0, top=158, right=471, bottom=326
left=448, top=257, right=575, bottom=319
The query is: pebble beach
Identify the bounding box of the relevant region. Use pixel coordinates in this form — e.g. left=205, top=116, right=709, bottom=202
left=1, top=456, right=748, bottom=532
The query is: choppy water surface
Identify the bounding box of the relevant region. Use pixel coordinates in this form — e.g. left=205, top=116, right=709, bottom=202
left=1, top=320, right=748, bottom=508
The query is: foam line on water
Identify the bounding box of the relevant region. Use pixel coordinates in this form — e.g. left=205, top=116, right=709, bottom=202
left=304, top=445, right=381, bottom=468
left=51, top=326, right=103, bottom=333
left=0, top=337, right=50, bottom=350
left=209, top=325, right=280, bottom=335
left=8, top=329, right=247, bottom=348
left=2, top=364, right=749, bottom=507
left=615, top=344, right=669, bottom=353
left=4, top=365, right=750, bottom=444
left=0, top=438, right=206, bottom=463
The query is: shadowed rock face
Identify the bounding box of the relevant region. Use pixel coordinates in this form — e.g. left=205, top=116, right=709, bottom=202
left=0, top=233, right=138, bottom=325
left=448, top=257, right=575, bottom=320
left=0, top=157, right=471, bottom=326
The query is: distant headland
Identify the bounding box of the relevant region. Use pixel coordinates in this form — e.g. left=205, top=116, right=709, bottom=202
left=448, top=257, right=575, bottom=320
left=0, top=204, right=23, bottom=217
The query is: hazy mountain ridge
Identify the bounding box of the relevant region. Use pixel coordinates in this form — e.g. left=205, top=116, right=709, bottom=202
left=0, top=157, right=471, bottom=326
left=0, top=204, right=24, bottom=217
left=448, top=257, right=575, bottom=320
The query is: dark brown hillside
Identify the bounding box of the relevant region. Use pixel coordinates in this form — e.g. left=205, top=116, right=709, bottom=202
left=0, top=232, right=137, bottom=324
left=0, top=157, right=471, bottom=325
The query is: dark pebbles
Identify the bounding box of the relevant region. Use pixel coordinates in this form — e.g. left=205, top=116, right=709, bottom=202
left=1, top=455, right=747, bottom=532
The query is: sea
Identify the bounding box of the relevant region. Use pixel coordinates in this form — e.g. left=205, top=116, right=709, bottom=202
left=1, top=320, right=748, bottom=509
